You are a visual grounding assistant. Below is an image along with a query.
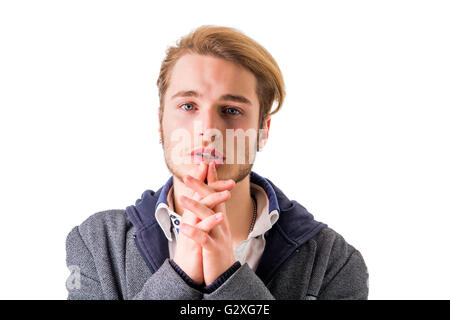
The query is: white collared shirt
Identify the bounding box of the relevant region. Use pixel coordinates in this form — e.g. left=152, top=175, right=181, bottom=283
left=155, top=182, right=279, bottom=271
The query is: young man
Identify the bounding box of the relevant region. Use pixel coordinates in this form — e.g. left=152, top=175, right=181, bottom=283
left=66, top=25, right=369, bottom=300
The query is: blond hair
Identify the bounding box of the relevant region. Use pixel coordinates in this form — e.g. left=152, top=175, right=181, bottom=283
left=157, top=25, right=285, bottom=129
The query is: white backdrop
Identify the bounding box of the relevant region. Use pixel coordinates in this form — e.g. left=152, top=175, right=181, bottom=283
left=0, top=0, right=449, bottom=299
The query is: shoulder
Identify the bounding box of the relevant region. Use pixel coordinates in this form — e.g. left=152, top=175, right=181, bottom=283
left=310, top=226, right=357, bottom=254
left=78, top=209, right=130, bottom=231
left=309, top=226, right=365, bottom=266
left=308, top=226, right=369, bottom=297
left=66, top=209, right=134, bottom=253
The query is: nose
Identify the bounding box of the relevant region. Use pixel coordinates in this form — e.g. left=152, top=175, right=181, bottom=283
left=200, top=131, right=216, bottom=142
left=197, top=108, right=221, bottom=144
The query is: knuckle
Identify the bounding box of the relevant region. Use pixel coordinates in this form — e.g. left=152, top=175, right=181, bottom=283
left=199, top=197, right=210, bottom=207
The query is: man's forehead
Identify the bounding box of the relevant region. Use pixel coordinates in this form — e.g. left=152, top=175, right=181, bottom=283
left=167, top=54, right=258, bottom=103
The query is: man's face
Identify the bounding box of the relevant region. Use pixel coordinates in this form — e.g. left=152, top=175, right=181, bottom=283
left=160, top=53, right=265, bottom=183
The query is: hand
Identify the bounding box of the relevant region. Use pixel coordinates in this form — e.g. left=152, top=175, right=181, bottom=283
left=173, top=161, right=235, bottom=285
left=179, top=162, right=237, bottom=286
left=172, top=162, right=207, bottom=285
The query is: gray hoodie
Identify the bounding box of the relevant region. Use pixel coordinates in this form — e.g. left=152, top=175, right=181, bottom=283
left=65, top=173, right=369, bottom=300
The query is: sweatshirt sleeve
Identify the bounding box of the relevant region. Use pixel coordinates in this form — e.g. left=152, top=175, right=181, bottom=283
left=168, top=258, right=275, bottom=299
left=65, top=226, right=203, bottom=300
left=65, top=226, right=105, bottom=300
left=202, top=263, right=275, bottom=300
left=132, top=258, right=203, bottom=300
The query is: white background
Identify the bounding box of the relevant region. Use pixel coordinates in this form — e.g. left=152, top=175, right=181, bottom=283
left=0, top=0, right=449, bottom=299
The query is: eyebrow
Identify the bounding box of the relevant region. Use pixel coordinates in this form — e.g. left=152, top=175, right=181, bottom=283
left=171, top=90, right=252, bottom=105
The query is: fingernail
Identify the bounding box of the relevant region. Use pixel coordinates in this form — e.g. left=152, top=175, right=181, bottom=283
left=215, top=212, right=223, bottom=220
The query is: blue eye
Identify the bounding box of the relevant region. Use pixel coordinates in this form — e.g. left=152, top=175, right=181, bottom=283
left=179, top=103, right=242, bottom=117
left=224, top=107, right=241, bottom=116
left=180, top=103, right=195, bottom=111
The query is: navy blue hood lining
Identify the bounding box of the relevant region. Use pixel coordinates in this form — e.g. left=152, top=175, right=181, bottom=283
left=154, top=171, right=280, bottom=214
left=125, top=171, right=327, bottom=285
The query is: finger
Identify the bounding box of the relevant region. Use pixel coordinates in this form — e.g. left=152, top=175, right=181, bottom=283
left=179, top=194, right=215, bottom=220
left=199, top=190, right=230, bottom=209
left=208, top=180, right=235, bottom=192
left=196, top=161, right=208, bottom=182
left=207, top=161, right=217, bottom=185
left=183, top=174, right=216, bottom=198
left=178, top=210, right=201, bottom=246
left=180, top=223, right=213, bottom=248
left=181, top=209, right=199, bottom=225
left=187, top=181, right=235, bottom=198
left=189, top=161, right=207, bottom=201
left=185, top=168, right=235, bottom=196
left=187, top=161, right=207, bottom=183
left=195, top=212, right=224, bottom=232
left=192, top=192, right=201, bottom=201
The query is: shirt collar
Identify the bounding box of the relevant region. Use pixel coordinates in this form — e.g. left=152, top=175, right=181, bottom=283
left=249, top=183, right=279, bottom=238
left=154, top=183, right=179, bottom=241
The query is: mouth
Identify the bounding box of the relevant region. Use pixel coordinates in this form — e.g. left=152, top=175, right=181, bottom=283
left=190, top=147, right=225, bottom=167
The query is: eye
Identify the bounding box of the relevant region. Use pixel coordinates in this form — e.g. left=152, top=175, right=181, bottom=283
left=223, top=107, right=242, bottom=116
left=179, top=103, right=196, bottom=112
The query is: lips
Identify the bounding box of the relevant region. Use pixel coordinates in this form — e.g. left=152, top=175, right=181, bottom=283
left=190, top=147, right=225, bottom=166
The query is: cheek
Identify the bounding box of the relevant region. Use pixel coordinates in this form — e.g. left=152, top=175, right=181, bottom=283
left=162, top=120, right=193, bottom=150
left=164, top=108, right=194, bottom=130
left=162, top=109, right=186, bottom=131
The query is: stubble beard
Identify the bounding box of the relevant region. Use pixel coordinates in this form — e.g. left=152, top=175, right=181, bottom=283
left=160, top=129, right=256, bottom=184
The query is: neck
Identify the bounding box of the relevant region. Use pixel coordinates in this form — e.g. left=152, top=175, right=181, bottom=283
left=172, top=172, right=254, bottom=247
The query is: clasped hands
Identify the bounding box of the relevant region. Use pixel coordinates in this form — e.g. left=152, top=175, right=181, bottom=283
left=173, top=161, right=237, bottom=287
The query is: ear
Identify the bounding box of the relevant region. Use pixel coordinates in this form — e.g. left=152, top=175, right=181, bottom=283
left=258, top=116, right=271, bottom=151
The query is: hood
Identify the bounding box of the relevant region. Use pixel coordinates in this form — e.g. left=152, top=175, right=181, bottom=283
left=126, top=171, right=327, bottom=285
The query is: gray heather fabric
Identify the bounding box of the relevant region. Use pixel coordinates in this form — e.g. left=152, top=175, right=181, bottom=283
left=65, top=209, right=369, bottom=300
